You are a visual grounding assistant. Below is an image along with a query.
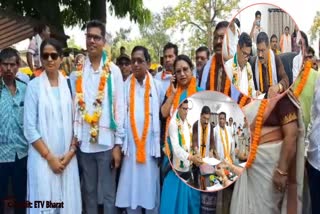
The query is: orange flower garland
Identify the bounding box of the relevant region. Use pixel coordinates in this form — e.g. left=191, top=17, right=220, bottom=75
left=75, top=58, right=111, bottom=143
left=200, top=125, right=209, bottom=158
left=209, top=55, right=217, bottom=91
left=239, top=95, right=249, bottom=108
left=258, top=51, right=272, bottom=92
left=219, top=127, right=232, bottom=163
left=209, top=55, right=230, bottom=95
left=246, top=99, right=268, bottom=168
left=129, top=73, right=151, bottom=164
left=294, top=60, right=312, bottom=98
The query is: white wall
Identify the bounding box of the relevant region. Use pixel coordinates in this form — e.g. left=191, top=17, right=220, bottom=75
left=186, top=97, right=245, bottom=128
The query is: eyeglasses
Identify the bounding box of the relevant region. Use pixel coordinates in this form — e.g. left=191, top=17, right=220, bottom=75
left=131, top=58, right=146, bottom=65
left=41, top=53, right=59, bottom=60
left=85, top=34, right=103, bottom=42
left=240, top=49, right=251, bottom=58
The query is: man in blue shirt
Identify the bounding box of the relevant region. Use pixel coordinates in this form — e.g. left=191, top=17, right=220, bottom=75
left=0, top=48, right=28, bottom=214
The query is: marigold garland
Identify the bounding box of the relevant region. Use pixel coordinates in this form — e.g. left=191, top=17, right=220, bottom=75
left=209, top=55, right=217, bottom=91
left=246, top=99, right=268, bottom=168
left=200, top=124, right=209, bottom=158
left=210, top=55, right=230, bottom=95
left=239, top=95, right=249, bottom=108
left=219, top=127, right=232, bottom=163
left=75, top=50, right=115, bottom=144
left=294, top=60, right=312, bottom=98
left=258, top=51, right=272, bottom=92
left=176, top=113, right=192, bottom=168
left=232, top=54, right=253, bottom=96
left=129, top=73, right=151, bottom=164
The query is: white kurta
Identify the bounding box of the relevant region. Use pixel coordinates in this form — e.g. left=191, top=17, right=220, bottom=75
left=213, top=125, right=234, bottom=161
left=116, top=76, right=160, bottom=210
left=155, top=70, right=172, bottom=103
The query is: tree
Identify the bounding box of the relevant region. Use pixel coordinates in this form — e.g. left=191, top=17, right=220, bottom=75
left=163, top=0, right=239, bottom=52
left=139, top=14, right=170, bottom=62
left=67, top=36, right=82, bottom=50
left=309, top=11, right=320, bottom=43
left=0, top=0, right=151, bottom=45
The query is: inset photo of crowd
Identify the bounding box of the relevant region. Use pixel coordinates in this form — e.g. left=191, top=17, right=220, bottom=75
left=165, top=91, right=249, bottom=192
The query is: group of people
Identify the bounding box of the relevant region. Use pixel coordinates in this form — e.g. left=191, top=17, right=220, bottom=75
left=0, top=11, right=319, bottom=214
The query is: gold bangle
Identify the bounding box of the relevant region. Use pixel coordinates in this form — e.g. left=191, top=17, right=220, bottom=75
left=276, top=167, right=288, bottom=176
left=278, top=83, right=283, bottom=93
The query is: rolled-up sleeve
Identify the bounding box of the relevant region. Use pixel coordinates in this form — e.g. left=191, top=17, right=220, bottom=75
left=24, top=80, right=41, bottom=144
left=112, top=64, right=125, bottom=145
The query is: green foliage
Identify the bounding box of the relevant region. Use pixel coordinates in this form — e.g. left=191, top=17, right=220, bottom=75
left=309, top=11, right=320, bottom=43
left=163, top=0, right=239, bottom=51
left=67, top=36, right=82, bottom=49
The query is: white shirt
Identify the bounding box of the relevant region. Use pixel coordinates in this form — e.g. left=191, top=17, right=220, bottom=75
left=223, top=24, right=239, bottom=59
left=214, top=125, right=234, bottom=161
left=16, top=71, right=30, bottom=84
left=27, top=34, right=42, bottom=68
left=168, top=113, right=192, bottom=172
left=155, top=70, right=172, bottom=103
left=70, top=57, right=125, bottom=153
left=292, top=51, right=303, bottom=82
left=306, top=78, right=320, bottom=171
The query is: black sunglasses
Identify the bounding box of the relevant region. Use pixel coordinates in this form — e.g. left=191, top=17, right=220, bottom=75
left=42, top=53, right=59, bottom=60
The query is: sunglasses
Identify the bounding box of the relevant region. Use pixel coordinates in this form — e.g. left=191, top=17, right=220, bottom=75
left=41, top=53, right=59, bottom=60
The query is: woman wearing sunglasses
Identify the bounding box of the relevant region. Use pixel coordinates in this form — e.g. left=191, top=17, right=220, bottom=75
left=160, top=55, right=203, bottom=214
left=24, top=38, right=81, bottom=214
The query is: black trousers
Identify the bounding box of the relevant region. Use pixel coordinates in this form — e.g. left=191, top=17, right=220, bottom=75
left=307, top=160, right=320, bottom=214
left=0, top=155, right=27, bottom=214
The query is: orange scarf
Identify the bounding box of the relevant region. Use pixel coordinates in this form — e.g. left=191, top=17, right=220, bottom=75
left=258, top=51, right=272, bottom=92
left=219, top=127, right=232, bottom=163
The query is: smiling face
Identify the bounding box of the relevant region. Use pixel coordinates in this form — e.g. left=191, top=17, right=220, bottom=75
left=174, top=59, right=193, bottom=88
left=41, top=44, right=62, bottom=74
left=86, top=27, right=105, bottom=58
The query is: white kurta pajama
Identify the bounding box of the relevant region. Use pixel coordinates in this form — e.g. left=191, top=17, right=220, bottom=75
left=213, top=125, right=235, bottom=162
left=116, top=73, right=161, bottom=213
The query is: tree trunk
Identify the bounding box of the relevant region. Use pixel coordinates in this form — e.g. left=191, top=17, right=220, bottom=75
left=90, top=0, right=106, bottom=24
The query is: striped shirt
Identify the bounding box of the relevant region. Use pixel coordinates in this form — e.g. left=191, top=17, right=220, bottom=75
left=0, top=79, right=28, bottom=162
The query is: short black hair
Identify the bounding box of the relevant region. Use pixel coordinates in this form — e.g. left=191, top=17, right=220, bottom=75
left=40, top=38, right=63, bottom=57
left=173, top=54, right=194, bottom=71
left=270, top=34, right=278, bottom=41
left=234, top=18, right=240, bottom=28
left=256, top=32, right=269, bottom=46
left=215, top=21, right=229, bottom=33
left=201, top=106, right=211, bottom=115
left=238, top=32, right=252, bottom=48
left=219, top=112, right=226, bottom=118
left=179, top=99, right=189, bottom=107
left=255, top=10, right=261, bottom=18
left=120, top=46, right=125, bottom=50
left=300, top=31, right=309, bottom=48
left=131, top=45, right=151, bottom=63
left=86, top=20, right=106, bottom=38
left=163, top=42, right=178, bottom=56
left=0, top=47, right=20, bottom=65
left=285, top=26, right=289, bottom=31
left=196, top=46, right=210, bottom=59
left=307, top=46, right=315, bottom=56
left=35, top=23, right=49, bottom=34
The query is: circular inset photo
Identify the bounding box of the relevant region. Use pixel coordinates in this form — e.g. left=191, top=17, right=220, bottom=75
left=165, top=90, right=249, bottom=192
left=222, top=3, right=300, bottom=100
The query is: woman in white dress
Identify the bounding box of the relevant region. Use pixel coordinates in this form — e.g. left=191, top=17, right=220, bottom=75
left=24, top=38, right=81, bottom=214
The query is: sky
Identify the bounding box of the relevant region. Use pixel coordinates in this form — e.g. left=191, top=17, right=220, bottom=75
left=15, top=0, right=320, bottom=55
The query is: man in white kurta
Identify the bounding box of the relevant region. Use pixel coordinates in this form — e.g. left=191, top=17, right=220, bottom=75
left=116, top=46, right=161, bottom=214
left=70, top=20, right=125, bottom=214
left=213, top=112, right=235, bottom=163
left=280, top=26, right=292, bottom=53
